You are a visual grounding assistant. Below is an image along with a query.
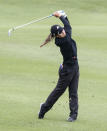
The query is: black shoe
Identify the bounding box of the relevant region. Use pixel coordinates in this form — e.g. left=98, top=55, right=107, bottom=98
left=38, top=103, right=45, bottom=119
left=38, top=113, right=44, bottom=119
left=67, top=114, right=77, bottom=122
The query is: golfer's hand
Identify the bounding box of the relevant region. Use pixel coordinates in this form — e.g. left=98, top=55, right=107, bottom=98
left=53, top=12, right=62, bottom=18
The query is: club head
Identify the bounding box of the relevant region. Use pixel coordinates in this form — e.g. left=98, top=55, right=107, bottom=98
left=8, top=28, right=14, bottom=37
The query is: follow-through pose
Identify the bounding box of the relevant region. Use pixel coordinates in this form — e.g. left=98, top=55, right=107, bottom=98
left=38, top=11, right=79, bottom=122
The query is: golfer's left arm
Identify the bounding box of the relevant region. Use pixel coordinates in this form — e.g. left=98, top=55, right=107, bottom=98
left=53, top=12, right=71, bottom=36
left=60, top=16, right=71, bottom=35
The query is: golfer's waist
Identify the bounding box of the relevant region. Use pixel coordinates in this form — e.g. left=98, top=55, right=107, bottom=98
left=63, top=58, right=78, bottom=66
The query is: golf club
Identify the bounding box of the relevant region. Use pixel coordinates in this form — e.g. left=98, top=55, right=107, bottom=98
left=8, top=14, right=53, bottom=36
left=8, top=10, right=66, bottom=37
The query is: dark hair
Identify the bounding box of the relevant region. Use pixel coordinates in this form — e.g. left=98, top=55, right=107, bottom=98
left=50, top=25, right=63, bottom=37
left=40, top=33, right=53, bottom=47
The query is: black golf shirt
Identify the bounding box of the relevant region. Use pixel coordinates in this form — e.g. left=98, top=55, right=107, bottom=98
left=55, top=16, right=78, bottom=66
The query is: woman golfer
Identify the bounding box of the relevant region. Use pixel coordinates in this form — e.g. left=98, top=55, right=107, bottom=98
left=38, top=11, right=79, bottom=122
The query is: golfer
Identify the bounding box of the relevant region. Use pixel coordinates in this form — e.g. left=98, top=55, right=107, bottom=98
left=38, top=11, right=79, bottom=122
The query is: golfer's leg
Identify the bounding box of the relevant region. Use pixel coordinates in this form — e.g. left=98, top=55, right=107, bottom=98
left=40, top=75, right=70, bottom=115
left=45, top=78, right=68, bottom=111
left=69, top=68, right=79, bottom=117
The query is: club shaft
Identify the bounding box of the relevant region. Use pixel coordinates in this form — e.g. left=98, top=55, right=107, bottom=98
left=13, top=15, right=53, bottom=30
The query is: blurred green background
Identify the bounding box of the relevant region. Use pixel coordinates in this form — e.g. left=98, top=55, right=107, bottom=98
left=0, top=0, right=107, bottom=131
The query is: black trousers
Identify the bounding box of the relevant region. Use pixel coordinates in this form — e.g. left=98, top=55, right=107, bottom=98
left=41, top=63, right=79, bottom=117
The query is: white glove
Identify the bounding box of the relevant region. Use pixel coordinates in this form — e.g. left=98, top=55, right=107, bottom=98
left=57, top=10, right=67, bottom=18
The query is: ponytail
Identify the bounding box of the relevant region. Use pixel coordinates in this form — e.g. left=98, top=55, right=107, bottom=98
left=40, top=33, right=55, bottom=48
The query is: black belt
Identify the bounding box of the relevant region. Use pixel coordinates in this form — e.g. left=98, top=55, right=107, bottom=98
left=72, top=56, right=77, bottom=60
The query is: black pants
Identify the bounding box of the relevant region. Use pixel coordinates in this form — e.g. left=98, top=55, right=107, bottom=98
left=41, top=63, right=79, bottom=117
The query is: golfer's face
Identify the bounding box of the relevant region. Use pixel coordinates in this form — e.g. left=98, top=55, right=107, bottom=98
left=57, top=29, right=66, bottom=38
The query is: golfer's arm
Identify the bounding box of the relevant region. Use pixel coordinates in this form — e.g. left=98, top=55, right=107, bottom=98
left=59, top=16, right=71, bottom=35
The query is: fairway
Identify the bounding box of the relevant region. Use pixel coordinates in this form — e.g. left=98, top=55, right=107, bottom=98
left=0, top=0, right=107, bottom=131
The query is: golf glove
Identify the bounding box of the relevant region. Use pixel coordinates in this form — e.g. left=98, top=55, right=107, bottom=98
left=57, top=10, right=67, bottom=18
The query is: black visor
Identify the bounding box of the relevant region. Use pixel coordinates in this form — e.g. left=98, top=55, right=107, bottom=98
left=51, top=25, right=63, bottom=37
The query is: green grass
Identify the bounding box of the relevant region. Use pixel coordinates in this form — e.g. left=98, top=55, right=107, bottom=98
left=0, top=0, right=107, bottom=131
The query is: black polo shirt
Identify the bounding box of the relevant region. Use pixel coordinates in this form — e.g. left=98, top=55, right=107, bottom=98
left=55, top=16, right=78, bottom=66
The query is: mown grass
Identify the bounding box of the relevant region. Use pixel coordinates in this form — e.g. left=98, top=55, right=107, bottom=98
left=0, top=0, right=107, bottom=131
